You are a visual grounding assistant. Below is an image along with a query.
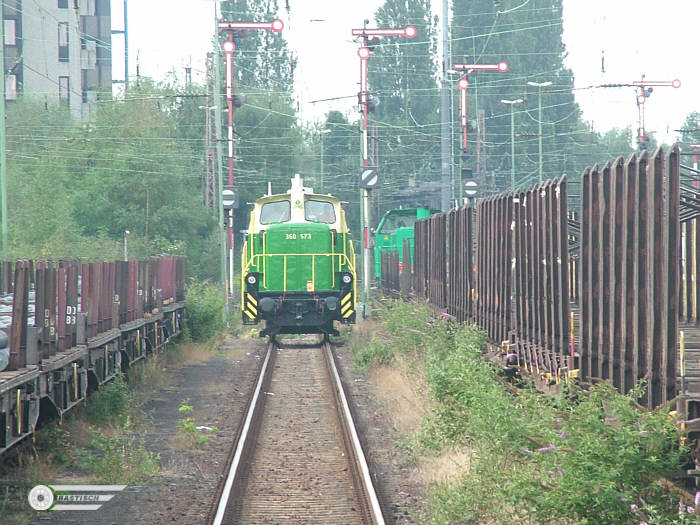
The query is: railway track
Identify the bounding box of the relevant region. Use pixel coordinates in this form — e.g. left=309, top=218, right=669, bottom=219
left=208, top=337, right=384, bottom=525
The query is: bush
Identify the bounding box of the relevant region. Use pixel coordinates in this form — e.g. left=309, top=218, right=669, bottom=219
left=77, top=423, right=159, bottom=484
left=185, top=280, right=225, bottom=341
left=84, top=374, right=132, bottom=426
left=358, top=300, right=689, bottom=525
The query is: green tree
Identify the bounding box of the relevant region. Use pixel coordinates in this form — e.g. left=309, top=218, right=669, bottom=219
left=5, top=102, right=87, bottom=257
left=451, top=0, right=581, bottom=189
left=679, top=111, right=700, bottom=152
left=369, top=0, right=440, bottom=213
left=316, top=111, right=361, bottom=232
left=219, top=0, right=296, bottom=91
left=5, top=80, right=220, bottom=278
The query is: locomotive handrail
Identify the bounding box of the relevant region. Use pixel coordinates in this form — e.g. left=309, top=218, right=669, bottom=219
left=240, top=251, right=356, bottom=294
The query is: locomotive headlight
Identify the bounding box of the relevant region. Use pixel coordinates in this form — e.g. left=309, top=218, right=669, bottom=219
left=246, top=274, right=257, bottom=285
left=342, top=274, right=352, bottom=284
left=325, top=297, right=339, bottom=311
left=260, top=297, right=276, bottom=313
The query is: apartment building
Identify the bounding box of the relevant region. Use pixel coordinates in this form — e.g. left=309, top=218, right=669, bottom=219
left=2, top=0, right=112, bottom=121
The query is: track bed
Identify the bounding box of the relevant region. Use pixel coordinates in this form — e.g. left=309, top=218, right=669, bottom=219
left=211, top=340, right=381, bottom=525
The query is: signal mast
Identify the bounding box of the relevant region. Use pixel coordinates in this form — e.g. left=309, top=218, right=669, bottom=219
left=632, top=77, right=681, bottom=148
left=217, top=18, right=284, bottom=304
left=599, top=76, right=681, bottom=149
left=350, top=23, right=417, bottom=304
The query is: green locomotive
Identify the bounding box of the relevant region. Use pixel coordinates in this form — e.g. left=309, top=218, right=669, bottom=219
left=374, top=207, right=436, bottom=285
left=241, top=175, right=357, bottom=338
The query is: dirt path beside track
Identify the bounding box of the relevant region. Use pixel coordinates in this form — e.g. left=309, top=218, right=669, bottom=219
left=10, top=328, right=435, bottom=525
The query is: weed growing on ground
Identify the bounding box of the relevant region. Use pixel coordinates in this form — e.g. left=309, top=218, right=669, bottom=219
left=77, top=419, right=159, bottom=484
left=185, top=280, right=225, bottom=341
left=128, top=354, right=170, bottom=400
left=357, top=300, right=690, bottom=524
left=349, top=300, right=437, bottom=371
left=176, top=398, right=217, bottom=447
left=84, top=374, right=133, bottom=426
left=74, top=375, right=160, bottom=484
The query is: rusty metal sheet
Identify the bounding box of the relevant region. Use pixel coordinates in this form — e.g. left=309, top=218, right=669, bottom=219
left=610, top=157, right=625, bottom=386
left=666, top=145, right=680, bottom=405
left=380, top=250, right=399, bottom=293
left=623, top=154, right=639, bottom=394
left=175, top=258, right=185, bottom=302
left=447, top=204, right=475, bottom=321
left=57, top=265, right=67, bottom=352
left=430, top=213, right=447, bottom=308
left=578, top=148, right=679, bottom=408
left=127, top=260, right=137, bottom=322
left=9, top=262, right=28, bottom=370
left=67, top=261, right=78, bottom=348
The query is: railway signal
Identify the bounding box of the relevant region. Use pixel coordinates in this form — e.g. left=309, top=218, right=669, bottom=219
left=222, top=186, right=238, bottom=209
left=359, top=167, right=379, bottom=189
left=351, top=23, right=417, bottom=304
left=598, top=76, right=681, bottom=150
left=453, top=61, right=509, bottom=151
left=632, top=77, right=681, bottom=148
left=217, top=18, right=285, bottom=304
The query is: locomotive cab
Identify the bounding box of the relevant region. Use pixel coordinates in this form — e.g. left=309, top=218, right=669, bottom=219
left=241, top=175, right=357, bottom=338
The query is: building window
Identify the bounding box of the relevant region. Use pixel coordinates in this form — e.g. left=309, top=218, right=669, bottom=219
left=5, top=75, right=17, bottom=101
left=4, top=20, right=16, bottom=46
left=59, top=76, right=70, bottom=107
left=58, top=23, right=69, bottom=62
left=58, top=0, right=68, bottom=8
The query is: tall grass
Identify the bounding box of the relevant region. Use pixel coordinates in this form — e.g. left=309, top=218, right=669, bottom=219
left=354, top=300, right=689, bottom=524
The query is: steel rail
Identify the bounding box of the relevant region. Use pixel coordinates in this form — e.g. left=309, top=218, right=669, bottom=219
left=208, top=339, right=383, bottom=524
left=210, top=342, right=273, bottom=525
left=323, top=342, right=385, bottom=525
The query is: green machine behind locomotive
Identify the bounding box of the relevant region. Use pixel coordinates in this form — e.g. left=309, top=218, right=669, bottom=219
left=374, top=206, right=437, bottom=285
left=241, top=175, right=357, bottom=338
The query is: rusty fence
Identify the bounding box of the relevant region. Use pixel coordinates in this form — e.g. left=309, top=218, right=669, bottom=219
left=4, top=256, right=185, bottom=372
left=408, top=179, right=570, bottom=375
left=0, top=256, right=186, bottom=455
left=404, top=145, right=685, bottom=408
left=413, top=214, right=447, bottom=307
left=580, top=147, right=679, bottom=408
left=513, top=177, right=571, bottom=379
left=447, top=205, right=475, bottom=322
left=474, top=192, right=514, bottom=346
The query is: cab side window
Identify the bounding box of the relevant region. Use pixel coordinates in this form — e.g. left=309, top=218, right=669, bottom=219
left=305, top=199, right=336, bottom=223
left=260, top=200, right=291, bottom=224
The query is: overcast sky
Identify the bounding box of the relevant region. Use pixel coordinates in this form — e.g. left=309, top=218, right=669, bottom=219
left=114, top=0, right=700, bottom=144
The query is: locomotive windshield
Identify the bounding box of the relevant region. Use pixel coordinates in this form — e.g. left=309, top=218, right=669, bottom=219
left=378, top=213, right=417, bottom=233
left=304, top=199, right=336, bottom=224
left=260, top=200, right=291, bottom=224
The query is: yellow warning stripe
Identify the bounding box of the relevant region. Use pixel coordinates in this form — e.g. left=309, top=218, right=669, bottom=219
left=341, top=301, right=352, bottom=315
left=342, top=309, right=354, bottom=318
left=244, top=309, right=257, bottom=319
left=246, top=294, right=258, bottom=306
left=341, top=293, right=352, bottom=306
left=247, top=303, right=258, bottom=316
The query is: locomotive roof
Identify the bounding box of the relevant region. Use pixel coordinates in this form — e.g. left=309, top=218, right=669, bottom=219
left=249, top=174, right=348, bottom=233
left=255, top=174, right=340, bottom=206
